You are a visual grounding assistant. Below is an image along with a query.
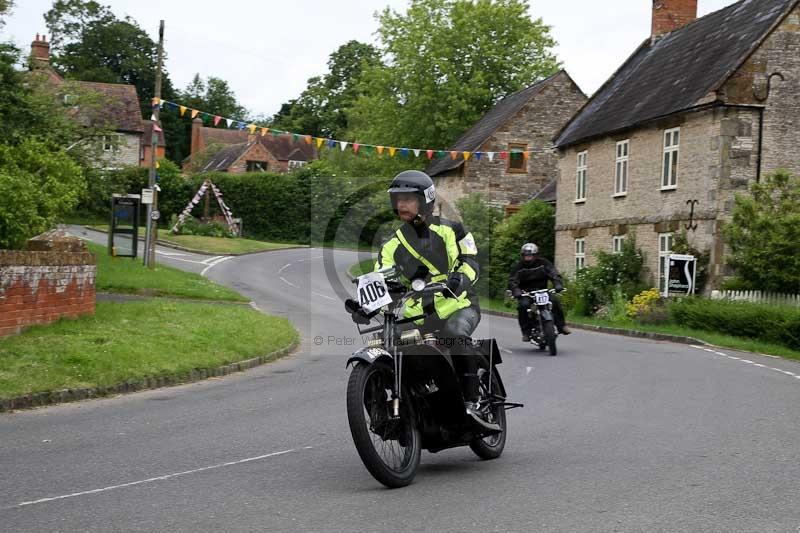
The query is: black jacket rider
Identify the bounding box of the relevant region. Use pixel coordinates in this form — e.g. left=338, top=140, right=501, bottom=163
left=508, top=257, right=568, bottom=336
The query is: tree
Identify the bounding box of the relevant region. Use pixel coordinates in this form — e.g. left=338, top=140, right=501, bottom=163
left=455, top=193, right=502, bottom=277
left=0, top=0, right=13, bottom=27
left=272, top=40, right=380, bottom=139
left=0, top=139, right=84, bottom=249
left=724, top=170, right=800, bottom=293
left=348, top=0, right=560, bottom=149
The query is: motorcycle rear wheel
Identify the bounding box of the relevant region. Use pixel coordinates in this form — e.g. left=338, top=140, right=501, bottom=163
left=346, top=362, right=421, bottom=488
left=469, top=369, right=507, bottom=460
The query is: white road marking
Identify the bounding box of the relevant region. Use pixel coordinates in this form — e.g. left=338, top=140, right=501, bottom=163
left=278, top=263, right=292, bottom=274
left=525, top=366, right=533, bottom=376
left=501, top=348, right=513, bottom=354
left=280, top=277, right=299, bottom=289
left=15, top=447, right=308, bottom=508
left=155, top=250, right=188, bottom=257
left=312, top=291, right=336, bottom=301
left=690, top=345, right=799, bottom=383
left=200, top=256, right=232, bottom=276
left=201, top=256, right=223, bottom=265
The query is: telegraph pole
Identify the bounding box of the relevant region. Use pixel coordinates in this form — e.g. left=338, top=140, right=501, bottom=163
left=144, top=20, right=164, bottom=268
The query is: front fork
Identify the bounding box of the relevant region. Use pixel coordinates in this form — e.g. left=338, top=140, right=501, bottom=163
left=385, top=313, right=402, bottom=418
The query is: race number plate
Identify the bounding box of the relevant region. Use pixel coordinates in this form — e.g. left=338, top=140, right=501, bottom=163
left=357, top=272, right=393, bottom=313
left=535, top=292, right=550, bottom=305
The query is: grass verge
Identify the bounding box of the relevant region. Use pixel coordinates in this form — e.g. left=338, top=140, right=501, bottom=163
left=0, top=301, right=298, bottom=400
left=568, top=314, right=800, bottom=362
left=88, top=225, right=300, bottom=255
left=88, top=242, right=247, bottom=302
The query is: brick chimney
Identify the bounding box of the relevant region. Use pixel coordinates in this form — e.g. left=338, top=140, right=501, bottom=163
left=191, top=118, right=204, bottom=155
left=30, top=34, right=50, bottom=68
left=652, top=0, right=697, bottom=38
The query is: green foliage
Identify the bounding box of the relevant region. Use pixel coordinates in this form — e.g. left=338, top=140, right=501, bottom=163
left=571, top=237, right=648, bottom=316
left=0, top=139, right=84, bottom=249
left=77, top=160, right=188, bottom=225
left=669, top=297, right=800, bottom=350
left=484, top=200, right=555, bottom=298
left=272, top=40, right=381, bottom=139
left=349, top=0, right=560, bottom=148
left=724, top=169, right=800, bottom=293
left=672, top=231, right=710, bottom=294
left=455, top=193, right=502, bottom=278
left=605, top=286, right=630, bottom=323
left=173, top=217, right=233, bottom=238
left=0, top=0, right=12, bottom=26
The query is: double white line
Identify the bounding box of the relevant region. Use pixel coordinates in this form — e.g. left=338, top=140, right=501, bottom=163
left=200, top=255, right=232, bottom=276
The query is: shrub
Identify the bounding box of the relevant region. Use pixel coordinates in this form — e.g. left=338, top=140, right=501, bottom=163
left=571, top=237, right=648, bottom=316
left=173, top=217, right=233, bottom=238
left=485, top=200, right=555, bottom=298
left=626, top=288, right=669, bottom=324
left=455, top=193, right=502, bottom=279
left=669, top=297, right=800, bottom=350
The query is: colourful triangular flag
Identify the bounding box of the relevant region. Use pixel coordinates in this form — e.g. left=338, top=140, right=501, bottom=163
left=327, top=139, right=336, bottom=148
left=475, top=152, right=482, bottom=161
left=226, top=118, right=234, bottom=128
left=426, top=150, right=434, bottom=160
left=487, top=152, right=495, bottom=162
left=463, top=151, right=471, bottom=161
left=389, top=147, right=397, bottom=157
left=214, top=116, right=222, bottom=126
left=191, top=109, right=199, bottom=119
left=261, top=127, right=268, bottom=137
left=353, top=143, right=361, bottom=154
left=450, top=151, right=458, bottom=160
left=413, top=149, right=421, bottom=158
left=340, top=141, right=348, bottom=151
left=248, top=124, right=257, bottom=134
left=304, top=135, right=312, bottom=145
left=500, top=151, right=508, bottom=160
left=315, top=137, right=324, bottom=148
left=377, top=146, right=385, bottom=155
left=179, top=106, right=187, bottom=117
left=400, top=148, right=409, bottom=158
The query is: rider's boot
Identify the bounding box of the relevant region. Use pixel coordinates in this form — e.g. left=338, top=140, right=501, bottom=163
left=462, top=372, right=501, bottom=433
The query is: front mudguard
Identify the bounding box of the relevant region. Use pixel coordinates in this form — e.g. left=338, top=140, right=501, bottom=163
left=346, top=346, right=393, bottom=369
left=539, top=306, right=554, bottom=322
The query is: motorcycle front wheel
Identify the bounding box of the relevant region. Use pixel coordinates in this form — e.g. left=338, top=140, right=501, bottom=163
left=469, top=368, right=507, bottom=460
left=346, top=362, right=421, bottom=488
left=543, top=320, right=557, bottom=356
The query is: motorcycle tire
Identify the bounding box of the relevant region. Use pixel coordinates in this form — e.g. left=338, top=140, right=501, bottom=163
left=543, top=321, right=557, bottom=356
left=346, top=362, right=421, bottom=488
left=469, top=369, right=507, bottom=460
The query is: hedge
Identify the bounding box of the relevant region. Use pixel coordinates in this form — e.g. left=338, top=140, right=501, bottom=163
left=669, top=297, right=800, bottom=350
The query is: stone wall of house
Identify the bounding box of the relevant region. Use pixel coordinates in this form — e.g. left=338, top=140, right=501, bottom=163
left=721, top=4, right=800, bottom=179
left=97, top=133, right=141, bottom=168
left=554, top=106, right=760, bottom=288
left=435, top=72, right=587, bottom=215
left=0, top=230, right=96, bottom=337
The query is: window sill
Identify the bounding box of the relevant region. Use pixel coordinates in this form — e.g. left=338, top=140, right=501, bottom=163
left=660, top=186, right=677, bottom=192
left=574, top=199, right=586, bottom=204
left=612, top=192, right=627, bottom=198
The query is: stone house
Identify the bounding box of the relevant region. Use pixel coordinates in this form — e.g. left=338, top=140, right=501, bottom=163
left=553, top=0, right=800, bottom=292
left=185, top=119, right=317, bottom=174
left=28, top=34, right=163, bottom=169
left=427, top=70, right=587, bottom=217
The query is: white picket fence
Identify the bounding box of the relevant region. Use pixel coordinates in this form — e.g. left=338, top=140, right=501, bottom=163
left=711, top=290, right=800, bottom=307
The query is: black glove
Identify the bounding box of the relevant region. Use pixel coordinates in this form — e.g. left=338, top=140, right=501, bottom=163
left=511, top=288, right=522, bottom=299
left=344, top=299, right=374, bottom=325
left=445, top=272, right=466, bottom=299
left=554, top=285, right=564, bottom=293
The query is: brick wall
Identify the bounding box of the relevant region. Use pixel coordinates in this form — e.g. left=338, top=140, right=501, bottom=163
left=0, top=231, right=96, bottom=337
left=227, top=142, right=280, bottom=174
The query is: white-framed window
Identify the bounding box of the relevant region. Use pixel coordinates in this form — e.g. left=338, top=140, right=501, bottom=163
left=102, top=136, right=114, bottom=152
left=575, top=151, right=587, bottom=202
left=63, top=94, right=75, bottom=105
left=661, top=128, right=679, bottom=189
left=658, top=233, right=674, bottom=292
left=614, top=140, right=629, bottom=195
left=575, top=238, right=586, bottom=271
left=288, top=160, right=307, bottom=170
left=613, top=235, right=625, bottom=254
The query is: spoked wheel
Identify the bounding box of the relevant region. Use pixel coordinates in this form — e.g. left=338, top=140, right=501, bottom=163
left=346, top=362, right=421, bottom=488
left=469, top=368, right=507, bottom=460
left=543, top=321, right=557, bottom=356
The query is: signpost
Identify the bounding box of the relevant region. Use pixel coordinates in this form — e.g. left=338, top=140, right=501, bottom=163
left=664, top=254, right=697, bottom=297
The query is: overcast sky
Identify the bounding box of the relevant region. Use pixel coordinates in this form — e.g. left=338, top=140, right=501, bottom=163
left=4, top=0, right=739, bottom=120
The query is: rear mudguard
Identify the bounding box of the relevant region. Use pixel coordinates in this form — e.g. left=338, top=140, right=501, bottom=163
left=346, top=346, right=393, bottom=369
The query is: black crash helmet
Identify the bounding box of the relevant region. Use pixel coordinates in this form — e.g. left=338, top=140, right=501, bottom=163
left=388, top=170, right=436, bottom=216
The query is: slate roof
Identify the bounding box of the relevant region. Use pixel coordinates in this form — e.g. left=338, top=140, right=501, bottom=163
left=201, top=142, right=255, bottom=172
left=555, top=0, right=798, bottom=148
left=74, top=81, right=144, bottom=134
left=531, top=178, right=557, bottom=204
left=426, top=71, right=566, bottom=177
left=200, top=127, right=317, bottom=161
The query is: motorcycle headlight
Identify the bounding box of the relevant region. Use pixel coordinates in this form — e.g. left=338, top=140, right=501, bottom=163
left=411, top=278, right=426, bottom=292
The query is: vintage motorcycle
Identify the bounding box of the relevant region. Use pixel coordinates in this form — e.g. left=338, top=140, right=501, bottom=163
left=344, top=267, right=522, bottom=488
left=519, top=288, right=559, bottom=356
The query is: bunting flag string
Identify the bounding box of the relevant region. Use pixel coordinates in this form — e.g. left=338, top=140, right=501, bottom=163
left=152, top=97, right=541, bottom=163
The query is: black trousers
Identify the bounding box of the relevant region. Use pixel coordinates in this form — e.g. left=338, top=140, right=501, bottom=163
left=419, top=306, right=481, bottom=402
left=517, top=295, right=566, bottom=333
